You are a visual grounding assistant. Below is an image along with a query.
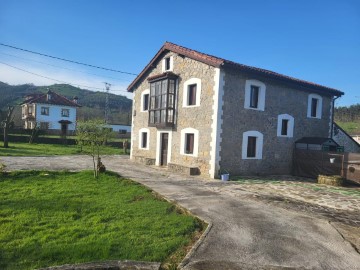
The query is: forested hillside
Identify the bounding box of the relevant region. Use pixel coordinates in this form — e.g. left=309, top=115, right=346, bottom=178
left=0, top=82, right=132, bottom=126
left=335, top=104, right=360, bottom=134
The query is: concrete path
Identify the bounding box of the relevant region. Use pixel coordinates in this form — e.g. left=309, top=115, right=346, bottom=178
left=1, top=155, right=360, bottom=270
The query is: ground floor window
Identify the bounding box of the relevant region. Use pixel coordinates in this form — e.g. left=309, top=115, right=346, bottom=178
left=180, top=128, right=199, bottom=157
left=40, top=122, right=49, bottom=130
left=138, top=128, right=150, bottom=150
left=185, top=133, right=194, bottom=154
left=242, top=131, right=263, bottom=159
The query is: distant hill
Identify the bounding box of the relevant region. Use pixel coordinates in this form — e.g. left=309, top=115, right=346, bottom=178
left=0, top=82, right=132, bottom=126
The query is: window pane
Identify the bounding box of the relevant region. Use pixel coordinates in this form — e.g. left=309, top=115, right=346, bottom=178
left=155, top=110, right=160, bottom=123
left=169, top=80, right=175, bottom=94
left=247, top=136, right=257, bottom=158
left=149, top=111, right=154, bottom=123
left=155, top=95, right=161, bottom=109
left=188, top=84, right=197, bottom=105
left=150, top=97, right=155, bottom=109
left=142, top=132, right=147, bottom=148
left=311, top=98, right=318, bottom=117
left=155, top=81, right=161, bottom=96
left=250, top=86, right=259, bottom=108
left=185, top=133, right=194, bottom=154
left=143, top=94, right=149, bottom=111
left=150, top=83, right=155, bottom=96
left=167, top=109, right=173, bottom=123
left=168, top=94, right=174, bottom=108
left=161, top=109, right=166, bottom=123
left=162, top=80, right=168, bottom=94
left=161, top=94, right=167, bottom=108
left=281, top=119, right=288, bottom=136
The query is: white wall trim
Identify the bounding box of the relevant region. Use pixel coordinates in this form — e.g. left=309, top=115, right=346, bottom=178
left=242, top=130, right=263, bottom=160
left=244, top=79, right=266, bottom=111
left=277, top=114, right=294, bottom=137
left=155, top=130, right=172, bottom=165
left=307, top=93, right=323, bottom=119
left=130, top=99, right=135, bottom=159
left=182, top=78, right=202, bottom=107
left=162, top=55, right=173, bottom=72
left=329, top=98, right=333, bottom=137
left=138, top=128, right=150, bottom=150
left=180, top=127, right=199, bottom=157
left=209, top=68, right=225, bottom=178
left=140, top=89, right=150, bottom=112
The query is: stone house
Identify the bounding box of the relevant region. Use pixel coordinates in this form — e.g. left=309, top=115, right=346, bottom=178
left=21, top=90, right=80, bottom=135
left=127, top=42, right=344, bottom=178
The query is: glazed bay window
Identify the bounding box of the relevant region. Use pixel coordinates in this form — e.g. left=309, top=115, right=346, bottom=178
left=148, top=74, right=177, bottom=128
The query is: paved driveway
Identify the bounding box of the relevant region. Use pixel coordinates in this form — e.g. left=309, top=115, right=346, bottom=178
left=1, top=155, right=360, bottom=270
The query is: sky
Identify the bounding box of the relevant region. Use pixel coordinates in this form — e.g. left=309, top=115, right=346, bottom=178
left=0, top=0, right=359, bottom=106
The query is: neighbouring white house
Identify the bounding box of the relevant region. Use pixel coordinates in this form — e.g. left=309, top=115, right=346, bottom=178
left=21, top=90, right=81, bottom=135
left=107, top=124, right=131, bottom=134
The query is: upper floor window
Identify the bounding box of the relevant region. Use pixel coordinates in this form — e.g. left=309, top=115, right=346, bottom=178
left=244, top=79, right=266, bottom=111
left=41, top=107, right=49, bottom=115
left=180, top=128, right=199, bottom=157
left=183, top=78, right=201, bottom=107
left=277, top=114, right=294, bottom=137
left=307, top=94, right=322, bottom=119
left=162, top=56, right=173, bottom=72
left=140, top=89, right=150, bottom=112
left=61, top=109, right=70, bottom=117
left=148, top=74, right=177, bottom=127
left=242, top=130, right=263, bottom=159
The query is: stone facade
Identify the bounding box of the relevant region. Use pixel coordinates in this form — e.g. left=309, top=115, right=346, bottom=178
left=131, top=52, right=217, bottom=177
left=219, top=69, right=333, bottom=175
left=129, top=42, right=342, bottom=178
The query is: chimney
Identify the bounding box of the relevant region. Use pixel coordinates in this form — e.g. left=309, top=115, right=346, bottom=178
left=73, top=96, right=78, bottom=104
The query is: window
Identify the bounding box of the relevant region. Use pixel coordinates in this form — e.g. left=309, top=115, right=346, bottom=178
left=162, top=56, right=173, bottom=71
left=185, top=133, right=194, bottom=154
left=61, top=109, right=69, bottom=117
left=277, top=114, right=294, bottom=137
left=41, top=107, right=49, bottom=115
left=242, top=131, right=263, bottom=159
left=183, top=78, right=201, bottom=107
left=247, top=136, right=257, bottom=158
left=244, top=79, right=266, bottom=111
left=148, top=74, right=177, bottom=127
left=141, top=89, right=150, bottom=112
left=139, top=128, right=149, bottom=150
left=40, top=122, right=49, bottom=130
left=180, top=128, right=199, bottom=157
left=307, top=94, right=322, bottom=119
left=250, top=85, right=259, bottom=108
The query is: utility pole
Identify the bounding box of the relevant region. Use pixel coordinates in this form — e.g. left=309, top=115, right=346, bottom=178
left=104, top=82, right=111, bottom=123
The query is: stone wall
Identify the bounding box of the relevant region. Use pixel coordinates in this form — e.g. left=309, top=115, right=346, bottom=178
left=333, top=123, right=360, bottom=153
left=131, top=51, right=216, bottom=177
left=219, top=69, right=333, bottom=176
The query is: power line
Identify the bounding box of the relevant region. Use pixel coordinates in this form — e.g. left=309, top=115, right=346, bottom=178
left=0, top=61, right=131, bottom=94
left=0, top=42, right=138, bottom=76
left=0, top=51, right=133, bottom=83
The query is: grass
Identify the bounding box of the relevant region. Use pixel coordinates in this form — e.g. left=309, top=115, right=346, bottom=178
left=336, top=121, right=360, bottom=134
left=0, top=142, right=126, bottom=156
left=0, top=171, right=204, bottom=270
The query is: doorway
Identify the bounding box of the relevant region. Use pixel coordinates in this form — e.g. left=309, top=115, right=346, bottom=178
left=160, top=133, right=169, bottom=166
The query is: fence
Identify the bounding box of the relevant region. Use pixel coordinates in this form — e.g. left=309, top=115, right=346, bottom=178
left=293, top=149, right=360, bottom=184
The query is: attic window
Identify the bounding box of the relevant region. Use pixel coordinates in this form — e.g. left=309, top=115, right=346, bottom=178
left=47, top=93, right=51, bottom=101
left=162, top=56, right=173, bottom=72
left=165, top=57, right=171, bottom=70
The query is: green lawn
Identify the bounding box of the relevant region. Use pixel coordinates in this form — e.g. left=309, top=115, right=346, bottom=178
left=0, top=171, right=204, bottom=270
left=336, top=121, right=360, bottom=134
left=0, top=142, right=126, bottom=156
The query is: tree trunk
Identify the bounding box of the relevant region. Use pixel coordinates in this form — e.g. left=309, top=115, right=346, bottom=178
left=3, top=106, right=14, bottom=148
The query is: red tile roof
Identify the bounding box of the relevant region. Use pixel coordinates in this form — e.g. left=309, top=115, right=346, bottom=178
left=127, top=42, right=343, bottom=96
left=21, top=90, right=81, bottom=107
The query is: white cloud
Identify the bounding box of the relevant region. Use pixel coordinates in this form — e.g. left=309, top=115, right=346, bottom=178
left=0, top=54, right=134, bottom=99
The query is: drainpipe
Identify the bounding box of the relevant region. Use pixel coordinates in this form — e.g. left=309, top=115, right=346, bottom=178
left=331, top=96, right=340, bottom=138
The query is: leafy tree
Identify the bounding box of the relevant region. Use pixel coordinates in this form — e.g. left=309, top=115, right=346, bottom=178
left=2, top=106, right=15, bottom=148
left=76, top=119, right=113, bottom=178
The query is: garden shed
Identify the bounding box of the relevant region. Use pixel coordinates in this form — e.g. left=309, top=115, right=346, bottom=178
left=295, top=137, right=343, bottom=152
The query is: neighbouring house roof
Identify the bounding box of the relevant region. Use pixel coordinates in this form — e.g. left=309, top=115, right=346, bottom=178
left=333, top=122, right=360, bottom=147
left=21, top=90, right=81, bottom=107
left=295, top=137, right=339, bottom=146
left=127, top=42, right=344, bottom=97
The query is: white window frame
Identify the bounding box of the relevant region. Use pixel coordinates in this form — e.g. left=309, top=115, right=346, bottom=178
left=162, top=56, right=173, bottom=72
left=138, top=128, right=150, bottom=150
left=180, top=128, right=199, bottom=157
left=277, top=114, right=294, bottom=137
left=242, top=130, right=263, bottom=159
left=140, top=89, right=150, bottom=112
left=307, top=93, right=322, bottom=119
left=183, top=78, right=201, bottom=107
left=244, top=79, right=266, bottom=111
